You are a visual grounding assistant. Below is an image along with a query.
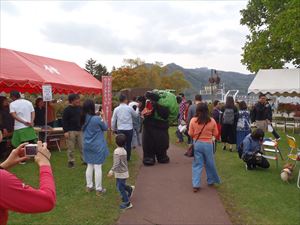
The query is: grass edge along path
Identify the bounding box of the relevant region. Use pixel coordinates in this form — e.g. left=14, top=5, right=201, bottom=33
left=7, top=142, right=141, bottom=225
left=169, top=127, right=300, bottom=225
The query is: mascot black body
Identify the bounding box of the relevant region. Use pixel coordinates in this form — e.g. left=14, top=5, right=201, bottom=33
left=142, top=92, right=170, bottom=166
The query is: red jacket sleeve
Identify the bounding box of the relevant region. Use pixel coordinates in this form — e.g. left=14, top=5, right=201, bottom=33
left=0, top=165, right=56, bottom=224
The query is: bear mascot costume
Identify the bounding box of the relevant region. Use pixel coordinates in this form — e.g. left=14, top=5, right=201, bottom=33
left=141, top=90, right=178, bottom=166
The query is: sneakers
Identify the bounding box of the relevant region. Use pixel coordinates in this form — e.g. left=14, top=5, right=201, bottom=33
left=128, top=186, right=135, bottom=199
left=68, top=161, right=75, bottom=168
left=96, top=188, right=106, bottom=196
left=120, top=202, right=133, bottom=210
left=86, top=187, right=94, bottom=193
left=193, top=187, right=200, bottom=193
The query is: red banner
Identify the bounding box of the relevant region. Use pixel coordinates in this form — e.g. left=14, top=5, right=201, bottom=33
left=101, top=76, right=112, bottom=129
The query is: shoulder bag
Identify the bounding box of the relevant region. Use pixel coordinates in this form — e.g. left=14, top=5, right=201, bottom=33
left=184, top=122, right=207, bottom=157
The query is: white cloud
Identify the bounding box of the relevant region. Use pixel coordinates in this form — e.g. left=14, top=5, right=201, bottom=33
left=0, top=0, right=250, bottom=73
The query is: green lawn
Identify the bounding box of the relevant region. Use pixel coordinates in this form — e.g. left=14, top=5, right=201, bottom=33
left=170, top=127, right=300, bottom=225
left=7, top=143, right=140, bottom=225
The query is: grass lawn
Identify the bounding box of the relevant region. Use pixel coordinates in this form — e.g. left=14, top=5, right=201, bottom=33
left=6, top=142, right=140, bottom=225
left=170, top=126, right=300, bottom=225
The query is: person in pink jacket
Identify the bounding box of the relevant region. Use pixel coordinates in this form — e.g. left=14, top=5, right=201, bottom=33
left=0, top=141, right=56, bottom=225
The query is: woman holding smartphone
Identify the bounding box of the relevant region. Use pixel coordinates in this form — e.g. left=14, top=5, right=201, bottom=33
left=81, top=99, right=109, bottom=196
left=0, top=141, right=56, bottom=225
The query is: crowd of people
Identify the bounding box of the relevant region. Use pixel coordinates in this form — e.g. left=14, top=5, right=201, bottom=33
left=0, top=90, right=280, bottom=224
left=175, top=92, right=279, bottom=181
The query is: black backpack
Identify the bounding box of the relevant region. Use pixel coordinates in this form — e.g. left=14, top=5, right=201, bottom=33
left=223, top=108, right=235, bottom=125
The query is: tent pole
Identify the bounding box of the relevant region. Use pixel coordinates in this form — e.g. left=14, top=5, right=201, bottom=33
left=44, top=101, right=48, bottom=143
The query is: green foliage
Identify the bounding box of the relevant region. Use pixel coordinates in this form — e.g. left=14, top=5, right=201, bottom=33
left=85, top=58, right=109, bottom=81
left=240, top=0, right=300, bottom=73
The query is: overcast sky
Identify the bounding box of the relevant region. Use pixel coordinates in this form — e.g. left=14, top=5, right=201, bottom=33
left=0, top=0, right=250, bottom=73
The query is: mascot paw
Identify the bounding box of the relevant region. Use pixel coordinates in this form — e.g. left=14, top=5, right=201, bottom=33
left=143, top=158, right=156, bottom=166
left=157, top=156, right=170, bottom=164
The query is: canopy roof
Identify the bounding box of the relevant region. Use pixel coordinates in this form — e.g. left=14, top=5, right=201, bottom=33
left=0, top=48, right=102, bottom=94
left=248, top=69, right=300, bottom=97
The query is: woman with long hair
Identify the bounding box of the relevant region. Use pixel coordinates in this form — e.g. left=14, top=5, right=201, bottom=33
left=81, top=99, right=109, bottom=196
left=188, top=103, right=221, bottom=192
left=221, top=96, right=238, bottom=151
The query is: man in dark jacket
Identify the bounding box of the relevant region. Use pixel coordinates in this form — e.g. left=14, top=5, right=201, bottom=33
left=251, top=94, right=280, bottom=139
left=62, top=94, right=83, bottom=168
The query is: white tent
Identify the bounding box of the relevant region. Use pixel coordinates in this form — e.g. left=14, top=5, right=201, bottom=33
left=248, top=69, right=300, bottom=97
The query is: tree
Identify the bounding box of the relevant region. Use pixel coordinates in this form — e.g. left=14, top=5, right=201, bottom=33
left=160, top=71, right=190, bottom=93
left=85, top=58, right=97, bottom=76
left=111, top=58, right=190, bottom=93
left=240, top=0, right=300, bottom=73
left=95, top=64, right=109, bottom=80
left=85, top=58, right=109, bottom=81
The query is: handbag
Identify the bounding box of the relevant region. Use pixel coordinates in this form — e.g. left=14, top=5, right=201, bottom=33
left=184, top=123, right=207, bottom=157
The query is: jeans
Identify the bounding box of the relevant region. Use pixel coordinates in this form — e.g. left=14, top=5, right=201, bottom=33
left=236, top=130, right=251, bottom=149
left=118, top=130, right=133, bottom=161
left=176, top=129, right=191, bottom=144
left=192, top=141, right=221, bottom=188
left=131, top=127, right=141, bottom=147
left=176, top=129, right=184, bottom=142
left=116, top=178, right=132, bottom=203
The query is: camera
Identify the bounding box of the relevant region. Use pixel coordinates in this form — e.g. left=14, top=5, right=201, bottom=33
left=25, top=144, right=38, bottom=157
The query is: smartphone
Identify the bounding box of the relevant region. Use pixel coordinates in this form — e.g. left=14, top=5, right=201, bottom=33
left=25, top=144, right=38, bottom=157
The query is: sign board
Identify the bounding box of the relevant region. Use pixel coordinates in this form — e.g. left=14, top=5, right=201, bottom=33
left=101, top=76, right=112, bottom=129
left=42, top=84, right=52, bottom=102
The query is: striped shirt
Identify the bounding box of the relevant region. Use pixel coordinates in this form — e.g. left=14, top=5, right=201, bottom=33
left=110, top=147, right=129, bottom=179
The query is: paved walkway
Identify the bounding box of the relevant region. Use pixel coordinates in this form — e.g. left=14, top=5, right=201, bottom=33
left=117, top=144, right=231, bottom=225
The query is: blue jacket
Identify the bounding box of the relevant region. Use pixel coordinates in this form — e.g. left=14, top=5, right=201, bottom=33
left=242, top=134, right=262, bottom=156
left=83, top=115, right=109, bottom=164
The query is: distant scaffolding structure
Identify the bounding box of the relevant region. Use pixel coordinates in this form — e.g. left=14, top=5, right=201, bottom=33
left=199, top=69, right=226, bottom=102
left=200, top=83, right=226, bottom=102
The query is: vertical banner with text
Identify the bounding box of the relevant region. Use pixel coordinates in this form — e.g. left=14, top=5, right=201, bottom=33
left=102, top=76, right=112, bottom=129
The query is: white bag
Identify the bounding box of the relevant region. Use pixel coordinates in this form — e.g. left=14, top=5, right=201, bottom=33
left=267, top=124, right=274, bottom=132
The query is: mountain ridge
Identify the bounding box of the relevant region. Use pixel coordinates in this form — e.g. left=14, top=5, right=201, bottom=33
left=164, top=63, right=255, bottom=99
